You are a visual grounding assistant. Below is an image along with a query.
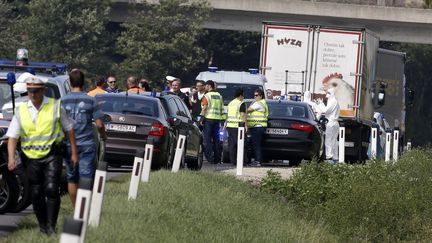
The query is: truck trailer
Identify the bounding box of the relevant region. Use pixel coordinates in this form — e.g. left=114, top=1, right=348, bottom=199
left=260, top=22, right=379, bottom=162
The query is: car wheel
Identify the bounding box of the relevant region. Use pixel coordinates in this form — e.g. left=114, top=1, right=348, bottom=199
left=0, top=167, right=19, bottom=214
left=9, top=166, right=31, bottom=213
left=187, top=143, right=203, bottom=170
left=165, top=139, right=176, bottom=170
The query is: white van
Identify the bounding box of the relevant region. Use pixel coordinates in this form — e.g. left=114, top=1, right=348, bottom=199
left=195, top=67, right=267, bottom=106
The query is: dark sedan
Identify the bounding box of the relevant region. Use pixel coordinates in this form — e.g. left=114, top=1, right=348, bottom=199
left=157, top=93, right=203, bottom=170
left=248, top=100, right=324, bottom=165
left=96, top=93, right=175, bottom=169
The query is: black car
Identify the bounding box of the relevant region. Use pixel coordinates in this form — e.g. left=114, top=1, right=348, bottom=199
left=157, top=92, right=203, bottom=170
left=248, top=100, right=324, bottom=165
left=96, top=93, right=176, bottom=169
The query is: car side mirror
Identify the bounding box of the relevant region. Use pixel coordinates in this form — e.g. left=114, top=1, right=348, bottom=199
left=103, top=114, right=111, bottom=123
left=168, top=117, right=182, bottom=127
left=319, top=116, right=328, bottom=125
left=377, top=83, right=386, bottom=106
left=406, top=88, right=414, bottom=106
left=173, top=117, right=182, bottom=126
left=193, top=115, right=203, bottom=123
left=378, top=91, right=385, bottom=106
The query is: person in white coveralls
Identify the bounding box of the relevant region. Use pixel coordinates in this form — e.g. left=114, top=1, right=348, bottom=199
left=317, top=85, right=340, bottom=163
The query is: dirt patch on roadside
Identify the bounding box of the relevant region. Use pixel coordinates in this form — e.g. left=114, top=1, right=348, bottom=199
left=221, top=166, right=297, bottom=185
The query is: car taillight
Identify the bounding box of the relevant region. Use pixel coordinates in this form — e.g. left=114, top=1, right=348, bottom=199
left=290, top=123, right=314, bottom=133
left=149, top=123, right=164, bottom=137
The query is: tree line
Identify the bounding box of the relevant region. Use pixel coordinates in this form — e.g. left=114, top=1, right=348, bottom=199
left=0, top=0, right=213, bottom=89
left=1, top=0, right=431, bottom=146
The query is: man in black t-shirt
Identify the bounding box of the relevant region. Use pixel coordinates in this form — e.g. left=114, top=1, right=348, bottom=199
left=172, top=79, right=191, bottom=109
left=191, top=80, right=206, bottom=119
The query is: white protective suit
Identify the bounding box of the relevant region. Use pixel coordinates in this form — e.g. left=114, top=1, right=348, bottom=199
left=318, top=88, right=340, bottom=160
left=303, top=91, right=320, bottom=120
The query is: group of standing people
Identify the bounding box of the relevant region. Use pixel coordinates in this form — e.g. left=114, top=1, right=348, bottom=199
left=225, top=88, right=268, bottom=167
left=87, top=75, right=151, bottom=97
left=181, top=78, right=269, bottom=167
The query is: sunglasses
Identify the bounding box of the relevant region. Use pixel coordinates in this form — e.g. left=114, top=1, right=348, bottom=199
left=28, top=88, right=44, bottom=93
left=254, top=94, right=260, bottom=97
left=108, top=81, right=117, bottom=84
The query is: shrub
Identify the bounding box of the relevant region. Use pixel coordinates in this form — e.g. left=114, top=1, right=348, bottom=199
left=260, top=149, right=432, bottom=242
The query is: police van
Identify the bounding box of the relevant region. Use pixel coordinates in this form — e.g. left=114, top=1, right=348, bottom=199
left=0, top=60, right=71, bottom=119
left=196, top=67, right=267, bottom=163
left=196, top=67, right=267, bottom=108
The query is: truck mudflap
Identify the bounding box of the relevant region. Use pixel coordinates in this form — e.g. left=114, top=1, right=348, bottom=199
left=340, top=119, right=372, bottom=163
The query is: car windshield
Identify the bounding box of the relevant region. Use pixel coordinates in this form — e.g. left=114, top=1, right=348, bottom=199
left=268, top=102, right=309, bottom=119
left=216, top=84, right=264, bottom=105
left=96, top=96, right=159, bottom=117
left=0, top=82, right=18, bottom=110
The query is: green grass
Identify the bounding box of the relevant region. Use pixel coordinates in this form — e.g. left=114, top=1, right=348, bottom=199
left=2, top=170, right=337, bottom=243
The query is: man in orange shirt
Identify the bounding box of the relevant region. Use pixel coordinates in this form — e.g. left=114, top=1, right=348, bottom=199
left=127, top=76, right=144, bottom=93
left=87, top=77, right=107, bottom=97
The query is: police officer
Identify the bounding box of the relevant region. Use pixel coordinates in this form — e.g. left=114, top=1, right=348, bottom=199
left=247, top=89, right=268, bottom=167
left=225, top=88, right=247, bottom=165
left=7, top=74, right=78, bottom=235
left=200, top=80, right=225, bottom=164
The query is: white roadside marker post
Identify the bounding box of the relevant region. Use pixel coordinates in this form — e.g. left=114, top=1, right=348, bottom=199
left=73, top=178, right=93, bottom=243
left=393, top=129, right=399, bottom=162
left=172, top=130, right=187, bottom=173
left=141, top=138, right=154, bottom=182
left=128, top=149, right=145, bottom=200
left=60, top=218, right=83, bottom=243
left=371, top=127, right=378, bottom=160
left=385, top=132, right=392, bottom=162
left=338, top=126, right=345, bottom=163
left=88, top=161, right=108, bottom=227
left=236, top=123, right=245, bottom=176
left=407, top=142, right=412, bottom=151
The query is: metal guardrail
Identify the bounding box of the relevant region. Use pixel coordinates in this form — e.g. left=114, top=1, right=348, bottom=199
left=304, top=0, right=427, bottom=8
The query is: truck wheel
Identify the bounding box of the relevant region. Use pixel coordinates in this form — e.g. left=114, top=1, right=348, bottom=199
left=222, top=150, right=230, bottom=164
left=288, top=158, right=302, bottom=166
left=0, top=168, right=19, bottom=214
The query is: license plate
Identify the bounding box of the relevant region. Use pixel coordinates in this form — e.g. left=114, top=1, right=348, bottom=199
left=345, top=142, right=355, bottom=147
left=108, top=124, right=136, bottom=133
left=265, top=128, right=289, bottom=135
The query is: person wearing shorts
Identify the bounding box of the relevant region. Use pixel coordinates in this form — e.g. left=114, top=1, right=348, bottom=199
left=62, top=69, right=107, bottom=205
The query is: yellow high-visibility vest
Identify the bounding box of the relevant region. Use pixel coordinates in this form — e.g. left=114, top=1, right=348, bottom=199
left=204, top=91, right=225, bottom=120
left=226, top=98, right=244, bottom=128
left=247, top=99, right=268, bottom=128
left=18, top=98, right=64, bottom=159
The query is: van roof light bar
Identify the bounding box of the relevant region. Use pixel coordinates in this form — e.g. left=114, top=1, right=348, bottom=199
left=208, top=67, right=218, bottom=72
left=248, top=68, right=259, bottom=74
left=0, top=60, right=67, bottom=75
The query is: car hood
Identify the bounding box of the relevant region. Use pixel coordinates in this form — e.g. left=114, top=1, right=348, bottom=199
left=2, top=95, right=29, bottom=119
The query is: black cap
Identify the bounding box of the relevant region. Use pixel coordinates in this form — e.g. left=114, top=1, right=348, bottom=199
left=205, top=80, right=215, bottom=88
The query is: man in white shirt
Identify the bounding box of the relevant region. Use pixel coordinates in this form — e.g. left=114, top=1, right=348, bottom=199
left=7, top=74, right=78, bottom=235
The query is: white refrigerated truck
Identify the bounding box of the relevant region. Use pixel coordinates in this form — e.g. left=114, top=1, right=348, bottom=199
left=260, top=22, right=379, bottom=162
